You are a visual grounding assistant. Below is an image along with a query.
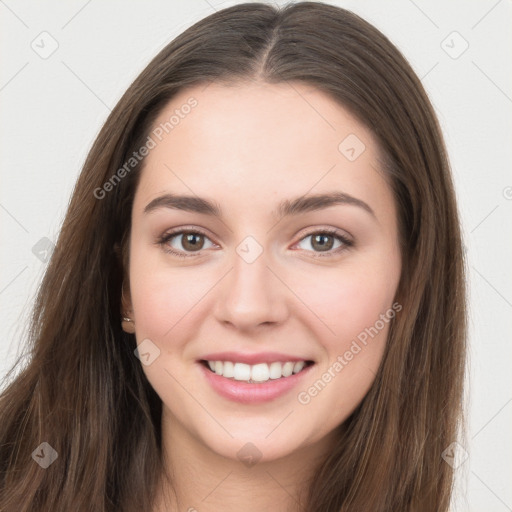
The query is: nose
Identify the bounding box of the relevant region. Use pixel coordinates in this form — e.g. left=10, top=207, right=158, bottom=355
left=213, top=247, right=289, bottom=332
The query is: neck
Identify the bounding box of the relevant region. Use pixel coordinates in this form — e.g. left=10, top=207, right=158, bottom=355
left=152, top=406, right=336, bottom=512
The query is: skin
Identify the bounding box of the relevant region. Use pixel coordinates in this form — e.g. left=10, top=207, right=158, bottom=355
left=122, top=81, right=402, bottom=511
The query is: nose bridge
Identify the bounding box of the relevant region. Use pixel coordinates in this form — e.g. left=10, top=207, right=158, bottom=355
left=214, top=237, right=288, bottom=329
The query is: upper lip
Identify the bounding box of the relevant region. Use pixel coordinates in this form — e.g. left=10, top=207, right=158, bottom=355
left=199, top=351, right=314, bottom=365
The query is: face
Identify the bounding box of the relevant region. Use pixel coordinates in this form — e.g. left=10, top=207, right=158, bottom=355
left=124, top=81, right=402, bottom=463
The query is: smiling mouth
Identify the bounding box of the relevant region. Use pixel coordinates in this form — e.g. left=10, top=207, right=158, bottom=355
left=200, top=359, right=315, bottom=384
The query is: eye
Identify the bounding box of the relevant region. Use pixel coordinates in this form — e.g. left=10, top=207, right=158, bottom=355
left=293, top=229, right=353, bottom=257
left=157, top=229, right=216, bottom=257
left=156, top=227, right=352, bottom=259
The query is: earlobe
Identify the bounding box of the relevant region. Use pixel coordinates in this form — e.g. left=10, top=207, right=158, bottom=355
left=121, top=316, right=136, bottom=334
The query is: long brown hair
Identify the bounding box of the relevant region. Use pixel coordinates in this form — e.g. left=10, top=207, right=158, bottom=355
left=0, top=2, right=467, bottom=510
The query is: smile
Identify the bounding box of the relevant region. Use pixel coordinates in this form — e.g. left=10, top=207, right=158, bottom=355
left=203, top=360, right=313, bottom=383
left=198, top=358, right=316, bottom=404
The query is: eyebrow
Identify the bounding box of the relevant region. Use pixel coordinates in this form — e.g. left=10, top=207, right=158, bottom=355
left=143, top=191, right=376, bottom=219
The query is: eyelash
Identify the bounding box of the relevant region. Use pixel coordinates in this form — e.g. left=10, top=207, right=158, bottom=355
left=156, top=227, right=353, bottom=259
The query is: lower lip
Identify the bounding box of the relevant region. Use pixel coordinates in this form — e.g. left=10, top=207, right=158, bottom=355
left=198, top=361, right=314, bottom=404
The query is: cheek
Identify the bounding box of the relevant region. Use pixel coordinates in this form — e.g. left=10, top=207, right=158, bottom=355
left=292, top=264, right=399, bottom=423
left=291, top=258, right=399, bottom=351
left=128, top=247, right=216, bottom=342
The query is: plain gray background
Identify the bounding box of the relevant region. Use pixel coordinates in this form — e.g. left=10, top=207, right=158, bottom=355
left=1, top=1, right=511, bottom=510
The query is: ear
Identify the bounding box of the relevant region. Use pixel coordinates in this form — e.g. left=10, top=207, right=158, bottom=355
left=121, top=281, right=135, bottom=334
left=121, top=281, right=133, bottom=314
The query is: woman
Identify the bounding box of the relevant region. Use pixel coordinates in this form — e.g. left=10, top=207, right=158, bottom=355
left=0, top=2, right=467, bottom=511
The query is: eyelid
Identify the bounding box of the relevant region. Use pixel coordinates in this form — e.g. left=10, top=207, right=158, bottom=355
left=290, top=227, right=353, bottom=257
left=160, top=225, right=214, bottom=239
left=156, top=226, right=219, bottom=257
left=294, top=226, right=353, bottom=243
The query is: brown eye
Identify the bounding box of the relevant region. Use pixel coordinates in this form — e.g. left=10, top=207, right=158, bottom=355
left=310, top=234, right=335, bottom=252
left=181, top=232, right=205, bottom=251
left=159, top=230, right=216, bottom=257
left=295, top=230, right=352, bottom=256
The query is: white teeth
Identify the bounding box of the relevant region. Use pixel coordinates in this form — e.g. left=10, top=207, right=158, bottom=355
left=282, top=362, right=294, bottom=377
left=293, top=361, right=305, bottom=374
left=269, top=362, right=282, bottom=379
left=205, top=360, right=309, bottom=383
left=223, top=361, right=234, bottom=378
left=233, top=363, right=251, bottom=381
left=251, top=363, right=270, bottom=382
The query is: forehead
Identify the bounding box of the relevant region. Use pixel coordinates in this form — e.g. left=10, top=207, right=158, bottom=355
left=134, top=81, right=392, bottom=220
left=149, top=80, right=376, bottom=160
